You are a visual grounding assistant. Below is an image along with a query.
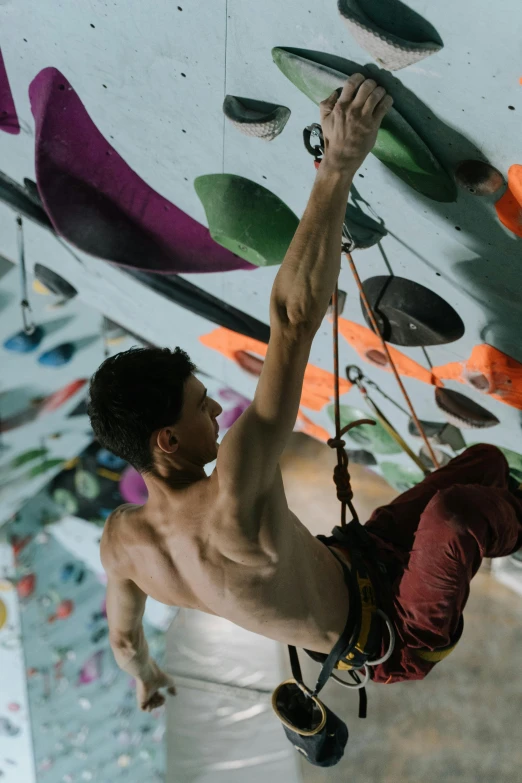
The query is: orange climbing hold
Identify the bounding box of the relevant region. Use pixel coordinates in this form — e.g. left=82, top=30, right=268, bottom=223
left=495, top=164, right=522, bottom=237
left=200, top=327, right=351, bottom=411
left=433, top=344, right=522, bottom=410
left=335, top=318, right=442, bottom=387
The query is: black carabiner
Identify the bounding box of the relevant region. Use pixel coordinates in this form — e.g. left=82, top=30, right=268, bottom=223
left=346, top=365, right=364, bottom=385
left=303, top=123, right=324, bottom=161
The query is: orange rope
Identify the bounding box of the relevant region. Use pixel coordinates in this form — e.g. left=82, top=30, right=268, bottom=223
left=344, top=250, right=440, bottom=469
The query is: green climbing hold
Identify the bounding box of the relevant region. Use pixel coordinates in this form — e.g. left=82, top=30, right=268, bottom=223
left=271, top=48, right=456, bottom=203
left=194, top=174, right=299, bottom=266
left=327, top=404, right=401, bottom=454
left=380, top=461, right=425, bottom=492
left=11, top=448, right=48, bottom=468
left=28, top=458, right=65, bottom=477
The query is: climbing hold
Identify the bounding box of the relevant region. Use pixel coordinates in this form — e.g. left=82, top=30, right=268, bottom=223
left=407, top=418, right=466, bottom=451
left=272, top=47, right=456, bottom=202
left=77, top=650, right=104, bottom=685
left=60, top=563, right=75, bottom=583
left=38, top=342, right=76, bottom=367
left=0, top=717, right=20, bottom=737
left=102, top=317, right=128, bottom=346
left=74, top=470, right=101, bottom=499
left=96, top=448, right=127, bottom=471
left=29, top=68, right=253, bottom=274
left=194, top=174, right=299, bottom=266
left=78, top=698, right=92, bottom=711
left=455, top=160, right=504, bottom=196
left=360, top=276, right=464, bottom=346
left=52, top=488, right=79, bottom=515
left=0, top=598, right=7, bottom=630
left=33, top=265, right=77, bottom=301
left=11, top=448, right=48, bottom=468
left=327, top=289, right=347, bottom=317
left=495, top=164, right=522, bottom=237
left=434, top=388, right=500, bottom=429
left=28, top=458, right=65, bottom=477
left=17, top=574, right=36, bottom=599
left=327, top=404, right=401, bottom=454
left=419, top=445, right=451, bottom=470
left=344, top=202, right=387, bottom=249
left=337, top=0, right=443, bottom=71
left=432, top=344, right=522, bottom=411
left=234, top=350, right=264, bottom=376
left=223, top=95, right=290, bottom=140
left=119, top=466, right=148, bottom=505
left=380, top=461, right=424, bottom=491
left=48, top=599, right=74, bottom=622
left=3, top=325, right=44, bottom=353
left=0, top=49, right=20, bottom=134
left=346, top=449, right=377, bottom=466
left=40, top=379, right=88, bottom=412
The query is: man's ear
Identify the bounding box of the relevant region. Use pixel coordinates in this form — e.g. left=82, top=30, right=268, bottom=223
left=156, top=427, right=179, bottom=455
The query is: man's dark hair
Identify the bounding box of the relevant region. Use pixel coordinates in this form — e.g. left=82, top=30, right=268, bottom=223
left=87, top=346, right=196, bottom=473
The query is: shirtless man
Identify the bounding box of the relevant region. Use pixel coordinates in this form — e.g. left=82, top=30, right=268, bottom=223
left=88, top=74, right=522, bottom=713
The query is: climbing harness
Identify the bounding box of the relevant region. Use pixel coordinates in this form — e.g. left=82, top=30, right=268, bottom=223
left=17, top=216, right=36, bottom=335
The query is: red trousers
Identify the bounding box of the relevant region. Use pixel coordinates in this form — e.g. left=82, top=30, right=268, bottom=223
left=355, top=444, right=522, bottom=684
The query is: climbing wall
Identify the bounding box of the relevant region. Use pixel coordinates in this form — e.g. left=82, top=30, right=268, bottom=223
left=1, top=0, right=521, bottom=498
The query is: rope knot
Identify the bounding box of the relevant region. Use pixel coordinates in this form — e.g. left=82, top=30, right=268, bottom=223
left=332, top=463, right=354, bottom=504
left=327, top=437, right=345, bottom=450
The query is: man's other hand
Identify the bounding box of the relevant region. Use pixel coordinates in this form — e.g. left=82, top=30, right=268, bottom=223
left=136, top=659, right=176, bottom=712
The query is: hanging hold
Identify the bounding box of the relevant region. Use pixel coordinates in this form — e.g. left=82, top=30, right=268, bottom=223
left=408, top=418, right=466, bottom=451
left=223, top=95, right=291, bottom=141
left=33, top=264, right=77, bottom=301
left=454, top=160, right=505, bottom=196
left=337, top=0, right=443, bottom=72
left=38, top=342, right=76, bottom=367
left=434, top=388, right=500, bottom=429
left=360, top=276, right=465, bottom=346
left=3, top=325, right=44, bottom=353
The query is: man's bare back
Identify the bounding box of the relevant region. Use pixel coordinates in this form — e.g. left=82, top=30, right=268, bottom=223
left=102, top=464, right=352, bottom=655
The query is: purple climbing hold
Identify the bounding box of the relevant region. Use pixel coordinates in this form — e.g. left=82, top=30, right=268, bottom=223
left=0, top=50, right=20, bottom=135
left=29, top=68, right=255, bottom=274
left=77, top=650, right=104, bottom=685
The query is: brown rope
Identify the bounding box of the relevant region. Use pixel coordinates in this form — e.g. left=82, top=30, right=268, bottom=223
left=344, top=250, right=440, bottom=469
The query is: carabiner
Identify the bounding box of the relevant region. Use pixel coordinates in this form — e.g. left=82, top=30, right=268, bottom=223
left=303, top=123, right=324, bottom=162
left=346, top=365, right=364, bottom=385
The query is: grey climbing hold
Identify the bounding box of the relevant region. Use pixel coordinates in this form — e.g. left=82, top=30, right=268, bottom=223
left=434, top=388, right=500, bottom=429
left=337, top=0, right=443, bottom=71
left=419, top=445, right=452, bottom=470
left=223, top=96, right=290, bottom=141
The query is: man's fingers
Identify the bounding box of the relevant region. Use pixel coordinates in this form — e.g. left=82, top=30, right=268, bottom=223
left=168, top=686, right=177, bottom=696
left=337, top=73, right=366, bottom=107
left=374, top=94, right=394, bottom=122
left=350, top=79, right=378, bottom=110
left=319, top=88, right=342, bottom=121
left=363, top=85, right=386, bottom=113
left=142, top=691, right=166, bottom=712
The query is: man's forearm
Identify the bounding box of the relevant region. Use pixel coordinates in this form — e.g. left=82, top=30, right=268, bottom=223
left=110, top=625, right=152, bottom=681
left=270, top=160, right=355, bottom=329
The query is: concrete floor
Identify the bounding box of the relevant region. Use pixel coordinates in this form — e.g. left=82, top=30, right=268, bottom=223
left=168, top=434, right=522, bottom=782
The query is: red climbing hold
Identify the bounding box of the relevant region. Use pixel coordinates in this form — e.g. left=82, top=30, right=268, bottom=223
left=495, top=164, right=522, bottom=237
left=17, top=574, right=36, bottom=599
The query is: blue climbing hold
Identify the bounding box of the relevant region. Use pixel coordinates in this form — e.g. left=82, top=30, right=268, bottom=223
left=38, top=342, right=75, bottom=367
left=96, top=448, right=127, bottom=471
left=60, top=563, right=75, bottom=582
left=4, top=325, right=44, bottom=353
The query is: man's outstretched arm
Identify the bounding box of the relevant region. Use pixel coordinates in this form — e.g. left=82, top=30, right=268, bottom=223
left=217, top=76, right=393, bottom=521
